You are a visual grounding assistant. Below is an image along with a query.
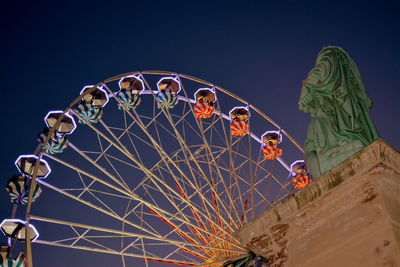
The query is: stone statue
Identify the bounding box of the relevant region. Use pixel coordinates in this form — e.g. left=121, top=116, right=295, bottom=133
left=299, top=46, right=379, bottom=178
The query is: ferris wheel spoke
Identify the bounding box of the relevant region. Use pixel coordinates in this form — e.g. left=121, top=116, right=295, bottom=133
left=126, top=113, right=220, bottom=231
left=99, top=119, right=132, bottom=155
left=239, top=175, right=271, bottom=210
left=189, top=125, right=239, bottom=229
left=44, top=153, right=135, bottom=200
left=122, top=238, right=149, bottom=267
left=178, top=145, right=252, bottom=217
left=33, top=239, right=199, bottom=266
left=141, top=168, right=213, bottom=252
left=71, top=105, right=205, bottom=230
left=140, top=77, right=242, bottom=230
left=69, top=108, right=158, bottom=172
left=203, top=146, right=275, bottom=215
left=29, top=214, right=240, bottom=254
left=102, top=154, right=132, bottom=190
left=245, top=108, right=256, bottom=220
left=190, top=147, right=268, bottom=190
left=101, top=83, right=238, bottom=237
left=141, top=159, right=234, bottom=244
left=213, top=88, right=248, bottom=225
left=247, top=158, right=289, bottom=192
left=126, top=129, right=158, bottom=151
left=18, top=71, right=307, bottom=266
left=93, top=119, right=145, bottom=165
left=173, top=181, right=219, bottom=249
left=35, top=180, right=165, bottom=239
left=156, top=115, right=237, bottom=233
left=169, top=145, right=211, bottom=214
left=70, top=228, right=91, bottom=246
left=100, top=153, right=142, bottom=171
left=76, top=170, right=96, bottom=199
left=232, top=161, right=272, bottom=205
left=120, top=190, right=210, bottom=262
left=44, top=152, right=235, bottom=247
left=176, top=79, right=243, bottom=227
left=120, top=238, right=166, bottom=265
left=123, top=208, right=161, bottom=240
left=141, top=126, right=242, bottom=246
left=71, top=96, right=191, bottom=220
left=68, top=142, right=132, bottom=192
left=86, top=189, right=121, bottom=217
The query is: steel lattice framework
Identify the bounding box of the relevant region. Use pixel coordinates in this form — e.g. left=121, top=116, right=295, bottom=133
left=17, top=71, right=304, bottom=267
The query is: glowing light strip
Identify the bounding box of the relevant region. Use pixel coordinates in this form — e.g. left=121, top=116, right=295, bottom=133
left=102, top=90, right=292, bottom=171
left=156, top=76, right=182, bottom=93
left=118, top=74, right=145, bottom=95
left=80, top=85, right=110, bottom=107
left=290, top=160, right=305, bottom=175
left=228, top=106, right=250, bottom=119
left=193, top=88, right=216, bottom=103
left=0, top=219, right=39, bottom=242
left=261, top=130, right=283, bottom=144
left=44, top=110, right=77, bottom=135
left=14, top=154, right=51, bottom=179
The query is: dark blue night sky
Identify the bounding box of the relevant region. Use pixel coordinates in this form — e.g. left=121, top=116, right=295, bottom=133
left=0, top=1, right=399, bottom=266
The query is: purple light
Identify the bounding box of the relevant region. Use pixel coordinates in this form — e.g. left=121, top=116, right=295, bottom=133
left=14, top=154, right=52, bottom=179
left=229, top=106, right=250, bottom=120
left=80, top=85, right=110, bottom=107
left=118, top=74, right=145, bottom=94
left=156, top=76, right=182, bottom=93
left=44, top=110, right=77, bottom=135
left=290, top=160, right=305, bottom=175
left=193, top=88, right=215, bottom=103
left=0, top=219, right=40, bottom=242
left=261, top=130, right=283, bottom=144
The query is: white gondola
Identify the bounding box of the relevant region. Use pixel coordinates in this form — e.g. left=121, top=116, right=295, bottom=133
left=44, top=111, right=76, bottom=135
left=156, top=77, right=181, bottom=109
left=229, top=107, right=250, bottom=136
left=261, top=131, right=283, bottom=160
left=290, top=160, right=312, bottom=189
left=15, top=155, right=51, bottom=179
left=116, top=75, right=145, bottom=110
left=0, top=219, right=39, bottom=242
left=193, top=88, right=215, bottom=119
left=0, top=245, right=25, bottom=267
left=80, top=85, right=109, bottom=107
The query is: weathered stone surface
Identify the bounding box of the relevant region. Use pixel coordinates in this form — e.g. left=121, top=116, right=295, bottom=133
left=236, top=139, right=400, bottom=267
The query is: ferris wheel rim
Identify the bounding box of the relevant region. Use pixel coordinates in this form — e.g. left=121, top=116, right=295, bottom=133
left=61, top=70, right=302, bottom=152
left=35, top=70, right=303, bottom=175
left=20, top=70, right=303, bottom=266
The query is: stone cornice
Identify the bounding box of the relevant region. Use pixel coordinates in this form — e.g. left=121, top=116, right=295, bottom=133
left=237, top=138, right=400, bottom=237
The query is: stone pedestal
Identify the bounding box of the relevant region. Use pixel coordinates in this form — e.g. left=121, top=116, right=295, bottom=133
left=236, top=139, right=400, bottom=267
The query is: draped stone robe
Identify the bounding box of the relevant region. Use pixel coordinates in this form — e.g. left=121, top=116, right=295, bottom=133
left=299, top=46, right=379, bottom=178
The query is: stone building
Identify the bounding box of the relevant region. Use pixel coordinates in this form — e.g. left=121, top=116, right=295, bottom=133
left=237, top=139, right=400, bottom=267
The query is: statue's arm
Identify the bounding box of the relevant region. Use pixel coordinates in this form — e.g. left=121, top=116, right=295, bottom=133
left=299, top=85, right=315, bottom=113
left=299, top=65, right=324, bottom=114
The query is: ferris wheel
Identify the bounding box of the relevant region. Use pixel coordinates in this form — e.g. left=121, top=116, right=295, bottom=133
left=1, top=71, right=311, bottom=267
